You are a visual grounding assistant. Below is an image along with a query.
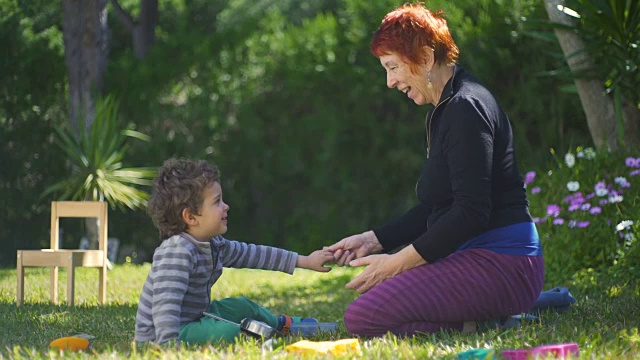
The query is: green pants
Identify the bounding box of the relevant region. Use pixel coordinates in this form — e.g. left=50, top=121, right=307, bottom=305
left=179, top=296, right=279, bottom=344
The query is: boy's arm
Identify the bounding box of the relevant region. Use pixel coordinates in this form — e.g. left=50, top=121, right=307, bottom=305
left=216, top=236, right=298, bottom=274
left=151, top=244, right=193, bottom=344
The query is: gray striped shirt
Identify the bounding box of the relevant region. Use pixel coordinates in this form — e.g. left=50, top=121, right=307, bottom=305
left=134, top=233, right=298, bottom=344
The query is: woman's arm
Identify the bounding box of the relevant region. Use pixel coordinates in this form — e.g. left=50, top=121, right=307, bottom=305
left=345, top=244, right=427, bottom=294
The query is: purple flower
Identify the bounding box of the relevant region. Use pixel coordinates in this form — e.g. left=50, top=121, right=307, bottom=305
left=571, top=197, right=586, bottom=206
left=577, top=221, right=590, bottom=228
left=625, top=157, right=636, bottom=167
left=547, top=204, right=561, bottom=217
left=586, top=193, right=596, bottom=200
left=568, top=220, right=577, bottom=228
left=580, top=203, right=591, bottom=211
left=531, top=186, right=541, bottom=194
left=589, top=207, right=602, bottom=215
left=614, top=177, right=631, bottom=188
left=631, top=169, right=640, bottom=176
left=534, top=217, right=548, bottom=224
left=524, top=171, right=536, bottom=185
left=553, top=218, right=565, bottom=225
left=599, top=199, right=609, bottom=206
left=568, top=204, right=580, bottom=212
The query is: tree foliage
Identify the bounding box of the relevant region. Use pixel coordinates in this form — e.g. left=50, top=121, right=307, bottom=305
left=3, top=0, right=636, bottom=266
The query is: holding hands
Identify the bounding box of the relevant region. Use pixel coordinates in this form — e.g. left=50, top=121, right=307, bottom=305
left=297, top=249, right=336, bottom=272
left=326, top=231, right=427, bottom=294
left=326, top=231, right=384, bottom=266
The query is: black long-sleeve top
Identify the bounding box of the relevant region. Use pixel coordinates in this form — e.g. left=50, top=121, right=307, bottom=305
left=373, top=66, right=532, bottom=263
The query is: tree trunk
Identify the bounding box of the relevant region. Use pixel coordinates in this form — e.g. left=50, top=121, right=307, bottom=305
left=623, top=103, right=640, bottom=149
left=111, top=0, right=158, bottom=59
left=543, top=0, right=618, bottom=151
left=62, top=0, right=109, bottom=132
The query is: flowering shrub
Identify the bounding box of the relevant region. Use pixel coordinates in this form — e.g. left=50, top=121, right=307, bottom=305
left=525, top=147, right=640, bottom=286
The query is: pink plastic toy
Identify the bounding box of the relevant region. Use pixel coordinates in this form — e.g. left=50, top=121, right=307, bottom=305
left=501, top=349, right=529, bottom=360
left=502, top=343, right=579, bottom=359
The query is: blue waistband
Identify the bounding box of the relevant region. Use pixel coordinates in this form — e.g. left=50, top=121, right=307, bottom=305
left=456, top=222, right=542, bottom=256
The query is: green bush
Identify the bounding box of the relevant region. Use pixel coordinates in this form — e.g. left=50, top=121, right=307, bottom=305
left=524, top=146, right=640, bottom=286
left=0, top=0, right=601, bottom=266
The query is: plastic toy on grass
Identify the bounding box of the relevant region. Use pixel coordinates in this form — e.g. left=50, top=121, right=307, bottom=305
left=49, top=337, right=91, bottom=351
left=502, top=343, right=579, bottom=359
left=457, top=348, right=495, bottom=360
left=285, top=338, right=361, bottom=356
left=287, top=321, right=339, bottom=337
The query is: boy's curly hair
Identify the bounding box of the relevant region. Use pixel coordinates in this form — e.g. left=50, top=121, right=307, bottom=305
left=147, top=158, right=220, bottom=239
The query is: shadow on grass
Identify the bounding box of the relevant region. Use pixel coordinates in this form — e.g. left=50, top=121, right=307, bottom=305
left=235, top=271, right=359, bottom=321
left=0, top=301, right=138, bottom=354
left=0, top=266, right=16, bottom=282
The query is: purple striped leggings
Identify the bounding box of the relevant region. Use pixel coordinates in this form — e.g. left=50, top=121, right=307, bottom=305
left=344, top=249, right=544, bottom=336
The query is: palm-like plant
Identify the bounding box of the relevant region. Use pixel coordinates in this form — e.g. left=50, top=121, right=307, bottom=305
left=569, top=0, right=640, bottom=105
left=43, top=95, right=156, bottom=249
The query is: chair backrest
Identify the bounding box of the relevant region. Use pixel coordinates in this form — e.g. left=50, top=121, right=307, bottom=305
left=50, top=201, right=108, bottom=252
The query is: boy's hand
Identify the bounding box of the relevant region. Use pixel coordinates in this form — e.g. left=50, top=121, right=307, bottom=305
left=296, top=249, right=335, bottom=272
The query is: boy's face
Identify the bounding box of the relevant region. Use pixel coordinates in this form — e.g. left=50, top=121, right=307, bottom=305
left=191, top=182, right=229, bottom=241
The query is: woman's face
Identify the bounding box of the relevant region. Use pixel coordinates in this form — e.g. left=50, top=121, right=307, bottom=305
left=379, top=52, right=430, bottom=105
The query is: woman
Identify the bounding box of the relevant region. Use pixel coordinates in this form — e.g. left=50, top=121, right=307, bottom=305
left=327, top=3, right=544, bottom=336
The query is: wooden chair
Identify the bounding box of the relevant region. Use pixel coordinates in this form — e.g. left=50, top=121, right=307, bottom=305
left=16, top=201, right=108, bottom=306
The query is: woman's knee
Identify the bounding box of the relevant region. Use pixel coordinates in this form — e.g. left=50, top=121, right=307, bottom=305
left=344, top=305, right=365, bottom=335
left=344, top=301, right=384, bottom=336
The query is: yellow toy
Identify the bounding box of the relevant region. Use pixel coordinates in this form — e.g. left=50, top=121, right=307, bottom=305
left=49, top=337, right=91, bottom=351
left=285, top=338, right=360, bottom=356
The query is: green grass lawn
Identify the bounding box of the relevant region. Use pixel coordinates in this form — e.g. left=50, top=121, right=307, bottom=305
left=1, top=264, right=639, bottom=359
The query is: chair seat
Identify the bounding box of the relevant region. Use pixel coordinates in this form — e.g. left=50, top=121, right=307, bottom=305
left=18, top=249, right=105, bottom=267
left=16, top=201, right=109, bottom=307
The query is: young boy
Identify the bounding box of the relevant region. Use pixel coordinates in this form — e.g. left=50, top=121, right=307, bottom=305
left=135, top=158, right=335, bottom=345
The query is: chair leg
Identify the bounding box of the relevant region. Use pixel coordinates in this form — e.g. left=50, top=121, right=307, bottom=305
left=50, top=266, right=59, bottom=304
left=16, top=252, right=24, bottom=307
left=98, top=266, right=107, bottom=305
left=67, top=265, right=75, bottom=307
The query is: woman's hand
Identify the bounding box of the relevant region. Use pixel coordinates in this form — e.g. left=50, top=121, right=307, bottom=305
left=296, top=249, right=335, bottom=272
left=346, top=245, right=427, bottom=294
left=326, top=231, right=383, bottom=266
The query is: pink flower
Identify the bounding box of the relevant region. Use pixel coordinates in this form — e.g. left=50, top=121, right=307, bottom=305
left=577, top=221, right=590, bottom=228
left=547, top=204, right=561, bottom=217
left=524, top=171, right=536, bottom=185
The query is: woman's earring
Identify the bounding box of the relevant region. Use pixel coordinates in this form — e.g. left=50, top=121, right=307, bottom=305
left=427, top=71, right=433, bottom=89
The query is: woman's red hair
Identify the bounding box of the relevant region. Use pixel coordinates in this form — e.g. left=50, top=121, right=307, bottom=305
left=371, top=3, right=459, bottom=73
